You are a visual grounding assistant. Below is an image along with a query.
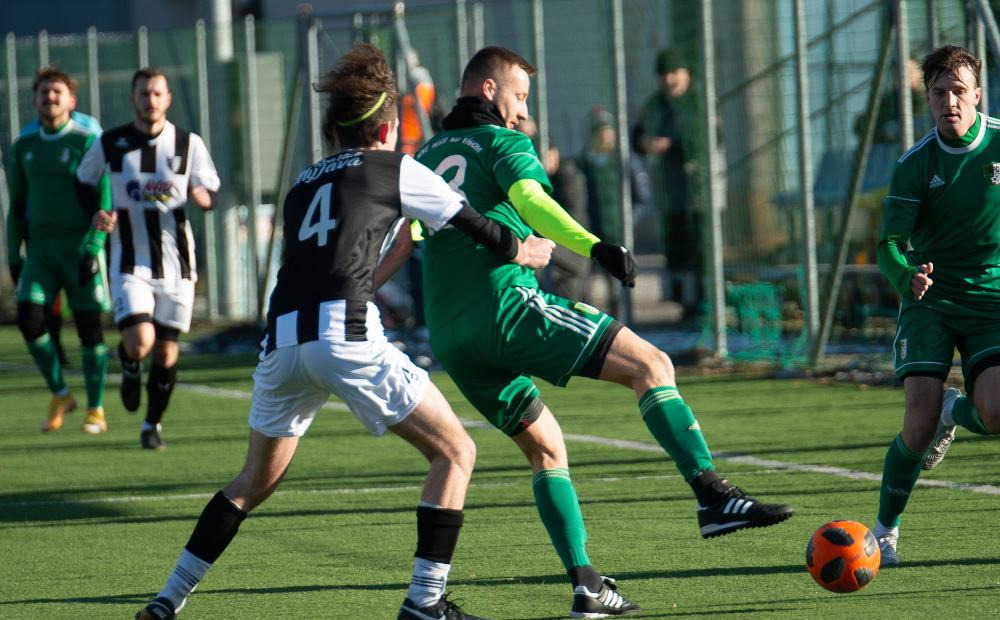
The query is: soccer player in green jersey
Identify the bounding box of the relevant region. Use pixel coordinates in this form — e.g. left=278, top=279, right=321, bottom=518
left=874, top=45, right=1000, bottom=567
left=415, top=46, right=794, bottom=617
left=7, top=67, right=112, bottom=434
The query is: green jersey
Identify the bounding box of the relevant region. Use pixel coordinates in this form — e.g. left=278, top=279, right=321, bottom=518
left=7, top=118, right=102, bottom=255
left=882, top=112, right=1000, bottom=316
left=415, top=123, right=551, bottom=330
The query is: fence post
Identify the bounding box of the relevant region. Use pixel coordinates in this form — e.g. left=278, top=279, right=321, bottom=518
left=456, top=0, right=469, bottom=81
left=244, top=15, right=262, bottom=319
left=38, top=30, right=48, bottom=68
left=195, top=19, right=220, bottom=321
left=6, top=33, right=19, bottom=136
left=138, top=26, right=148, bottom=68
left=896, top=0, right=914, bottom=149
left=611, top=0, right=634, bottom=325
left=307, top=18, right=322, bottom=164
left=701, top=0, right=727, bottom=358
left=87, top=27, right=100, bottom=123
left=473, top=3, right=485, bottom=51
left=532, top=0, right=549, bottom=163
left=794, top=0, right=819, bottom=353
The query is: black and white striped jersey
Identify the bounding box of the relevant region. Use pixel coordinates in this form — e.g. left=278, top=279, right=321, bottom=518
left=76, top=120, right=220, bottom=281
left=262, top=149, right=464, bottom=351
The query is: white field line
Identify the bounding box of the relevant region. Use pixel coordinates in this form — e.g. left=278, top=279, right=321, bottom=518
left=2, top=362, right=998, bottom=508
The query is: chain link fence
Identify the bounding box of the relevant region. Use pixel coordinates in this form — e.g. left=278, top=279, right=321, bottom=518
left=1, top=0, right=994, bottom=365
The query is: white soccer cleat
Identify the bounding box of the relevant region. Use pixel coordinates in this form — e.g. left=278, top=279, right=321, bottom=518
left=922, top=387, right=960, bottom=471
left=873, top=523, right=900, bottom=567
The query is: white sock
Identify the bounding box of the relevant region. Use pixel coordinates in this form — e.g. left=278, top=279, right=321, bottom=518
left=872, top=521, right=897, bottom=538
left=141, top=421, right=161, bottom=433
left=158, top=549, right=212, bottom=612
left=942, top=403, right=958, bottom=427
left=406, top=557, right=451, bottom=608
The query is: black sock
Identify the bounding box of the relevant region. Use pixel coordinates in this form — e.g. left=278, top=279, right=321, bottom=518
left=184, top=491, right=248, bottom=563
left=415, top=505, right=464, bottom=564
left=146, top=362, right=177, bottom=426
left=568, top=564, right=603, bottom=592
left=689, top=468, right=724, bottom=506
left=119, top=342, right=141, bottom=375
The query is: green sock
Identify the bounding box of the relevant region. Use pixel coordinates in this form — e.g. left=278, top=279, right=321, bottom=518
left=952, top=395, right=990, bottom=436
left=876, top=434, right=923, bottom=529
left=81, top=344, right=108, bottom=408
left=26, top=333, right=66, bottom=394
left=532, top=468, right=590, bottom=571
left=639, top=387, right=714, bottom=481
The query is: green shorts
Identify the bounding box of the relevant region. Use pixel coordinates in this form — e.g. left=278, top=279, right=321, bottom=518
left=16, top=241, right=111, bottom=313
left=430, top=286, right=621, bottom=435
left=893, top=304, right=1000, bottom=394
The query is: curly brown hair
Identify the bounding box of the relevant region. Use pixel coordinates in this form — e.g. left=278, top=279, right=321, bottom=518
left=32, top=66, right=78, bottom=96
left=921, top=45, right=982, bottom=90
left=315, top=43, right=400, bottom=150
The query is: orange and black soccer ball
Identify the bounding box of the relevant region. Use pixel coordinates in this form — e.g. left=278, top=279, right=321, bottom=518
left=805, top=520, right=880, bottom=593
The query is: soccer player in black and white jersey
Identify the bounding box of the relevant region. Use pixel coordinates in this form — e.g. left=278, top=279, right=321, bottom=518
left=76, top=67, right=221, bottom=451
left=134, top=44, right=552, bottom=620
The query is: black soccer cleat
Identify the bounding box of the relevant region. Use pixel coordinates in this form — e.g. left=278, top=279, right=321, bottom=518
left=141, top=427, right=167, bottom=451
left=121, top=364, right=142, bottom=412
left=398, top=592, right=491, bottom=620
left=570, top=576, right=641, bottom=618
left=697, top=479, right=794, bottom=538
left=135, top=597, right=176, bottom=620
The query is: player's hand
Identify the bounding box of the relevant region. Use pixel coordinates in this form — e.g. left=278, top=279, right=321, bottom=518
left=911, top=262, right=933, bottom=300
left=9, top=260, right=22, bottom=285
left=191, top=186, right=212, bottom=210
left=79, top=255, right=99, bottom=286
left=92, top=210, right=117, bottom=233
left=515, top=235, right=555, bottom=269
left=591, top=242, right=637, bottom=288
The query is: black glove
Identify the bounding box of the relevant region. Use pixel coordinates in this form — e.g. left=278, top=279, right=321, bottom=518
left=591, top=242, right=637, bottom=288
left=9, top=260, right=22, bottom=285
left=79, top=254, right=99, bottom=286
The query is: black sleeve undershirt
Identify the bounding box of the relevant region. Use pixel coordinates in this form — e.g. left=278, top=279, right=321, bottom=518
left=447, top=202, right=519, bottom=261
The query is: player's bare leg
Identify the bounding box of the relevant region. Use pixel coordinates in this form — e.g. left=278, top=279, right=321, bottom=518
left=510, top=407, right=639, bottom=616
left=119, top=322, right=155, bottom=414
left=600, top=326, right=793, bottom=538
left=875, top=375, right=943, bottom=567
left=139, top=337, right=180, bottom=450
left=389, top=383, right=490, bottom=620
left=137, top=432, right=298, bottom=619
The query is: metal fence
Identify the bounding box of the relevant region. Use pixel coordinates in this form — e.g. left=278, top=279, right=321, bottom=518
left=2, top=0, right=997, bottom=365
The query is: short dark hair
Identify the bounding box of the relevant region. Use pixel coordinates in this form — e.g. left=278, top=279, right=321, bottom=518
left=921, top=45, right=981, bottom=90
left=656, top=49, right=684, bottom=75
left=131, top=67, right=169, bottom=92
left=315, top=43, right=400, bottom=150
left=461, top=46, right=537, bottom=93
left=32, top=66, right=78, bottom=96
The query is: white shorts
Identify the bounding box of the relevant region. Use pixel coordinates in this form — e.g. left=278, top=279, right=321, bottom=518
left=248, top=337, right=430, bottom=437
left=112, top=272, right=195, bottom=332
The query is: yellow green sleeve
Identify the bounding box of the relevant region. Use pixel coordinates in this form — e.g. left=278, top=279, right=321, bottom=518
left=83, top=174, right=112, bottom=256
left=877, top=230, right=918, bottom=297
left=507, top=178, right=600, bottom=257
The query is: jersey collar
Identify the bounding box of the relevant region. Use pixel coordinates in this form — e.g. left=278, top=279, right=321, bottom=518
left=38, top=118, right=74, bottom=141
left=935, top=112, right=985, bottom=154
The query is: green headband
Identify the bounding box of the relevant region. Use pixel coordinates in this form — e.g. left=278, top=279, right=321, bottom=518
left=336, top=92, right=388, bottom=127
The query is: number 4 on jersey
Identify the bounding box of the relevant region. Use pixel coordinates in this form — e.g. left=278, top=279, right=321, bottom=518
left=299, top=182, right=337, bottom=246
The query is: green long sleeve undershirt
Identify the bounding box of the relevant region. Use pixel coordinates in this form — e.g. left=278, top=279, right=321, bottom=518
left=877, top=230, right=918, bottom=298
left=507, top=178, right=600, bottom=257
left=83, top=175, right=112, bottom=257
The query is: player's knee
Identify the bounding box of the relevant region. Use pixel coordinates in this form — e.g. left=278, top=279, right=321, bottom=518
left=636, top=345, right=675, bottom=387
left=17, top=302, right=47, bottom=342
left=451, top=433, right=477, bottom=474
left=73, top=312, right=104, bottom=347
left=976, top=405, right=1000, bottom=434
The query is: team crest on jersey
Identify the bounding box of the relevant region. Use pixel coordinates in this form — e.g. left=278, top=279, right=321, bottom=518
left=60, top=148, right=70, bottom=164
left=24, top=151, right=34, bottom=161
left=115, top=137, right=129, bottom=149
left=985, top=163, right=1000, bottom=186
left=168, top=156, right=182, bottom=173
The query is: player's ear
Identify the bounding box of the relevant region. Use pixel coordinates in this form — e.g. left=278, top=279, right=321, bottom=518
left=483, top=78, right=497, bottom=100
left=379, top=122, right=390, bottom=143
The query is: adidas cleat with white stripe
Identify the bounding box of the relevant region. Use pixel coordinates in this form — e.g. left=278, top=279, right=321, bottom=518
left=570, top=577, right=641, bottom=618
left=697, top=479, right=794, bottom=538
